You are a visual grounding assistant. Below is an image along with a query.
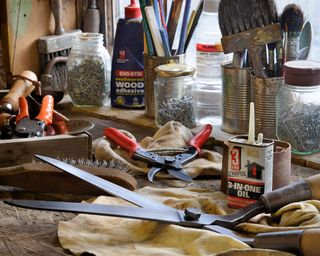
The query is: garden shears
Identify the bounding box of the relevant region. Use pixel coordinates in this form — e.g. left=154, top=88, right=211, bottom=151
left=5, top=154, right=320, bottom=255
left=103, top=124, right=213, bottom=182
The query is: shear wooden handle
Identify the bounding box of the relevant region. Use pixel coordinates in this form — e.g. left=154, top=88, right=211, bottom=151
left=261, top=174, right=320, bottom=212
left=50, top=0, right=64, bottom=35
left=253, top=229, right=320, bottom=256
left=189, top=124, right=212, bottom=153
left=0, top=71, right=37, bottom=113
left=104, top=128, right=140, bottom=156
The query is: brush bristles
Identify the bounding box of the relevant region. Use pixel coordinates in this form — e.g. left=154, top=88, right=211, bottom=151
left=34, top=158, right=131, bottom=174
left=280, top=4, right=304, bottom=34
left=218, top=0, right=279, bottom=36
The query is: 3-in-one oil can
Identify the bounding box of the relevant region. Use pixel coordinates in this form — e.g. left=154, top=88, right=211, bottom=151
left=227, top=135, right=274, bottom=208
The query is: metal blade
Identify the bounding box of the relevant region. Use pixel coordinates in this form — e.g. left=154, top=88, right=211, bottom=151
left=167, top=169, right=193, bottom=183
left=5, top=199, right=266, bottom=229
left=5, top=197, right=267, bottom=229
left=66, top=119, right=94, bottom=135
left=147, top=167, right=162, bottom=182
left=35, top=155, right=172, bottom=210
left=4, top=200, right=215, bottom=228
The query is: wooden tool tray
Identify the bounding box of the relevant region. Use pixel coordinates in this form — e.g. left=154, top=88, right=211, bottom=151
left=0, top=132, right=92, bottom=167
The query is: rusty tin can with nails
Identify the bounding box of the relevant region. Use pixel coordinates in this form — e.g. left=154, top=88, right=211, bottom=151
left=227, top=135, right=274, bottom=209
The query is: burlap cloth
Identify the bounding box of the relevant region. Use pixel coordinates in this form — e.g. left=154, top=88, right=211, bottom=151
left=57, top=122, right=320, bottom=255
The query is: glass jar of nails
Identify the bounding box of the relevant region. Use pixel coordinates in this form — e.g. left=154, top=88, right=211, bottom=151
left=67, top=33, right=109, bottom=106
left=154, top=63, right=196, bottom=128
left=276, top=60, right=320, bottom=155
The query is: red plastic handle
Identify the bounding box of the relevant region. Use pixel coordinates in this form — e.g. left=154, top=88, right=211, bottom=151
left=104, top=127, right=140, bottom=156
left=16, top=97, right=29, bottom=123
left=189, top=124, right=212, bottom=153
left=35, top=95, right=54, bottom=125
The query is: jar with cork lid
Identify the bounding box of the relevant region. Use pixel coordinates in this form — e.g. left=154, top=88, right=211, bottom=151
left=154, top=63, right=196, bottom=128
left=276, top=60, right=320, bottom=154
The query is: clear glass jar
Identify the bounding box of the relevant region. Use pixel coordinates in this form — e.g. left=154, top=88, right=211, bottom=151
left=154, top=64, right=196, bottom=128
left=67, top=33, right=109, bottom=106
left=276, top=60, right=320, bottom=155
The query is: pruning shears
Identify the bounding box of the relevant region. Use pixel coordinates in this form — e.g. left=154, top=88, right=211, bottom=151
left=14, top=95, right=54, bottom=138
left=5, top=155, right=320, bottom=255
left=104, top=124, right=212, bottom=182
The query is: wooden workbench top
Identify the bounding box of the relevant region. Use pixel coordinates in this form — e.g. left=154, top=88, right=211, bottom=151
left=0, top=97, right=319, bottom=255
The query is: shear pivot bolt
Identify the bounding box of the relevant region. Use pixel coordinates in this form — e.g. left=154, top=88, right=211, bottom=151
left=184, top=207, right=201, bottom=221
left=165, top=156, right=175, bottom=163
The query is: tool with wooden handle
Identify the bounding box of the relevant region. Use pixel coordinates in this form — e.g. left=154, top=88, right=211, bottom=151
left=0, top=162, right=137, bottom=194
left=83, top=0, right=100, bottom=33
left=38, top=0, right=81, bottom=102
left=6, top=155, right=320, bottom=255
left=0, top=70, right=38, bottom=114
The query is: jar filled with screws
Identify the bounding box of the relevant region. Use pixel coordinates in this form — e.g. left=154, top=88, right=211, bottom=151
left=276, top=60, right=320, bottom=154
left=67, top=33, right=109, bottom=106
left=154, top=63, right=196, bottom=128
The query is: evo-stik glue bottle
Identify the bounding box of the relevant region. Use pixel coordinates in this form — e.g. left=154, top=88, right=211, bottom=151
left=110, top=0, right=144, bottom=109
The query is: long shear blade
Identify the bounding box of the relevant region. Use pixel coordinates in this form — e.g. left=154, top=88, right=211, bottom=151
left=34, top=155, right=267, bottom=229
left=35, top=155, right=171, bottom=210
left=4, top=200, right=215, bottom=228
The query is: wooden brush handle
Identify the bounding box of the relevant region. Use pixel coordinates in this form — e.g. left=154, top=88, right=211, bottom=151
left=50, top=0, right=65, bottom=35
left=261, top=174, right=320, bottom=212
left=253, top=229, right=320, bottom=255
left=0, top=70, right=37, bottom=113
left=248, top=46, right=266, bottom=78
left=0, top=163, right=137, bottom=194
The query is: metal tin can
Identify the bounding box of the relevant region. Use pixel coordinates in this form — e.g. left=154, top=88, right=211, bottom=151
left=227, top=135, right=274, bottom=209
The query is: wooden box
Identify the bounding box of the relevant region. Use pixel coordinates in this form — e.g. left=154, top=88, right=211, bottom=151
left=0, top=132, right=92, bottom=167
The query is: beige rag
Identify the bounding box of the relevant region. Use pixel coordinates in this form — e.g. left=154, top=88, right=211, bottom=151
left=93, top=121, right=222, bottom=178
left=56, top=186, right=320, bottom=256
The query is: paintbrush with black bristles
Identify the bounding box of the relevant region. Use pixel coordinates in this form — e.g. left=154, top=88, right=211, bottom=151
left=280, top=4, right=304, bottom=62
left=218, top=0, right=282, bottom=77
left=218, top=0, right=246, bottom=67
left=260, top=0, right=279, bottom=77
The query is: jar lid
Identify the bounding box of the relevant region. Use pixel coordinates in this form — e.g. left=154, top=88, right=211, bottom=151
left=284, top=60, right=320, bottom=86
left=155, top=64, right=195, bottom=77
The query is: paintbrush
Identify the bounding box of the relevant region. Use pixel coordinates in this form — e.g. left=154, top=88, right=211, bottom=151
left=218, top=0, right=282, bottom=78
left=37, top=0, right=81, bottom=103
left=260, top=0, right=279, bottom=77
left=280, top=4, right=304, bottom=62
left=218, top=0, right=245, bottom=67
left=184, top=0, right=204, bottom=52
left=145, top=6, right=166, bottom=56
left=139, top=0, right=155, bottom=56
left=177, top=0, right=192, bottom=55
left=167, top=0, right=183, bottom=49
